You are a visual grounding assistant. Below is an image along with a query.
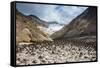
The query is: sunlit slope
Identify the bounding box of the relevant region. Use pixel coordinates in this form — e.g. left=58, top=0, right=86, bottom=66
left=16, top=9, right=52, bottom=44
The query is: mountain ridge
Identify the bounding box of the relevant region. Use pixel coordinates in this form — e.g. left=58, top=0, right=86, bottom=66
left=51, top=7, right=97, bottom=39
left=16, top=9, right=53, bottom=44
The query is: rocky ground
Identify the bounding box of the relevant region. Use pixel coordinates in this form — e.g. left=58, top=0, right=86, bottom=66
left=16, top=37, right=97, bottom=65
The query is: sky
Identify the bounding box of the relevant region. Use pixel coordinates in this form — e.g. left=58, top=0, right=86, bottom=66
left=16, top=3, right=88, bottom=25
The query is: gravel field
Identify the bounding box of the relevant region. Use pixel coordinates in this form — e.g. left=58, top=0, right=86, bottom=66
left=16, top=38, right=97, bottom=65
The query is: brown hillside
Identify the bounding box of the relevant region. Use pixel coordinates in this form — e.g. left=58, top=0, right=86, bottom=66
left=16, top=10, right=52, bottom=44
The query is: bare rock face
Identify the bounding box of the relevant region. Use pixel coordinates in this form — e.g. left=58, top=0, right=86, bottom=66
left=16, top=10, right=52, bottom=44
left=51, top=7, right=97, bottom=39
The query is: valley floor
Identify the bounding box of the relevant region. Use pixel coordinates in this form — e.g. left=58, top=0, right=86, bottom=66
left=16, top=36, right=97, bottom=65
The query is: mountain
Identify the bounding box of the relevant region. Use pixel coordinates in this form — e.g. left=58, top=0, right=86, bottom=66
left=47, top=21, right=64, bottom=26
left=27, top=15, right=49, bottom=28
left=16, top=9, right=53, bottom=44
left=27, top=15, right=64, bottom=27
left=26, top=15, right=64, bottom=35
left=51, top=7, right=97, bottom=39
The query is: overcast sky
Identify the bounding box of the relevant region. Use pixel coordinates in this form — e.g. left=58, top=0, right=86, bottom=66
left=16, top=3, right=88, bottom=24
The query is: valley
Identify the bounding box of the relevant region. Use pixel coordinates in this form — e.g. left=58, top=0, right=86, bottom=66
left=16, top=36, right=96, bottom=65
left=16, top=6, right=97, bottom=65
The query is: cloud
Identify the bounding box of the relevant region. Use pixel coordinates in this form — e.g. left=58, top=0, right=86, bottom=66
left=16, top=3, right=88, bottom=24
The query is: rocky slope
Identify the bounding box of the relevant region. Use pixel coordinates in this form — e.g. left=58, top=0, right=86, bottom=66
left=27, top=15, right=48, bottom=28
left=51, top=7, right=97, bottom=39
left=16, top=9, right=52, bottom=44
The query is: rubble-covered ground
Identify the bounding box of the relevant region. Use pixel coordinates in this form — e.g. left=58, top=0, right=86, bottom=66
left=16, top=37, right=97, bottom=65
